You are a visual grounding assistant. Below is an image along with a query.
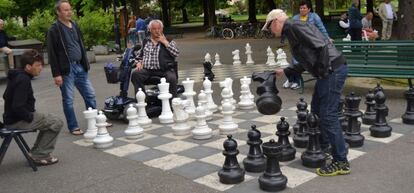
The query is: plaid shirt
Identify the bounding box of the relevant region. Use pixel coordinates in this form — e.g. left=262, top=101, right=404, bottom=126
left=136, top=39, right=179, bottom=70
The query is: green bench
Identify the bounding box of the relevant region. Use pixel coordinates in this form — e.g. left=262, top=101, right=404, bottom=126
left=300, top=40, right=414, bottom=92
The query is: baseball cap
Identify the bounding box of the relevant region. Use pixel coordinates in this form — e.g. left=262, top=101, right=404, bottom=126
left=262, top=9, right=287, bottom=31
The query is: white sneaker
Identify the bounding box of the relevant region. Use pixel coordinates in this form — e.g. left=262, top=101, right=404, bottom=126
left=290, top=82, right=300, bottom=90
left=283, top=80, right=292, bottom=89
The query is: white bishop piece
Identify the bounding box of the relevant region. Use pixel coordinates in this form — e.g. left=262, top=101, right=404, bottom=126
left=93, top=111, right=114, bottom=149
left=157, top=78, right=174, bottom=124
left=182, top=78, right=196, bottom=116
left=136, top=88, right=152, bottom=128
left=171, top=98, right=192, bottom=136
left=203, top=77, right=218, bottom=113
left=83, top=107, right=98, bottom=142
left=192, top=105, right=213, bottom=140
left=125, top=104, right=144, bottom=139
left=214, top=53, right=222, bottom=66
left=245, top=43, right=254, bottom=65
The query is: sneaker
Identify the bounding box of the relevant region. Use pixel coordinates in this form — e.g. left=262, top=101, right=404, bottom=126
left=290, top=82, right=301, bottom=90
left=316, top=160, right=351, bottom=176
left=283, top=80, right=291, bottom=88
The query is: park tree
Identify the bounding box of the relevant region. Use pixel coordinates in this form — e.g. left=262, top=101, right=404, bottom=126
left=12, top=0, right=49, bottom=26
left=315, top=0, right=324, bottom=19
left=265, top=0, right=276, bottom=11
left=0, top=0, right=15, bottom=18
left=397, top=0, right=414, bottom=39
left=248, top=0, right=257, bottom=23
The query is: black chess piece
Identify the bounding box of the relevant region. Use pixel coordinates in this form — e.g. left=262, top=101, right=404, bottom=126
left=344, top=92, right=365, bottom=147
left=362, top=90, right=376, bottom=125
left=276, top=117, right=296, bottom=161
left=402, top=87, right=414, bottom=125
left=203, top=61, right=215, bottom=81
left=293, top=98, right=309, bottom=148
left=369, top=88, right=392, bottom=138
left=252, top=71, right=282, bottom=115
left=218, top=135, right=245, bottom=184
left=243, top=125, right=266, bottom=173
left=373, top=83, right=389, bottom=116
left=301, top=113, right=326, bottom=168
left=258, top=139, right=288, bottom=192
left=338, top=97, right=347, bottom=131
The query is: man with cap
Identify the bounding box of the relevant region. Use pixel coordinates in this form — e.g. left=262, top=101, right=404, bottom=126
left=263, top=9, right=350, bottom=176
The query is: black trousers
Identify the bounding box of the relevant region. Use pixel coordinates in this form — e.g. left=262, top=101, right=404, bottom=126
left=131, top=68, right=177, bottom=97
left=349, top=27, right=362, bottom=41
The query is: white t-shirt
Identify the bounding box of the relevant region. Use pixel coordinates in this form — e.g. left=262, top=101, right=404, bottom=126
left=385, top=4, right=394, bottom=19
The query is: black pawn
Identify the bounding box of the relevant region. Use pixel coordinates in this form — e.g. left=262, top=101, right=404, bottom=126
left=258, top=139, right=288, bottom=192
left=218, top=135, right=245, bottom=184
left=203, top=61, right=215, bottom=81
left=344, top=92, right=365, bottom=147
left=301, top=113, right=326, bottom=168
left=339, top=97, right=347, bottom=131
left=369, top=88, right=392, bottom=138
left=362, top=90, right=376, bottom=125
left=402, top=87, right=414, bottom=124
left=243, top=125, right=266, bottom=173
left=293, top=98, right=309, bottom=148
left=276, top=117, right=296, bottom=161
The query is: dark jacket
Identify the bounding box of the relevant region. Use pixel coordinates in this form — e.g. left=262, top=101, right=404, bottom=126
left=47, top=20, right=89, bottom=77
left=0, top=30, right=9, bottom=48
left=3, top=70, right=35, bottom=125
left=348, top=4, right=363, bottom=29
left=282, top=21, right=346, bottom=79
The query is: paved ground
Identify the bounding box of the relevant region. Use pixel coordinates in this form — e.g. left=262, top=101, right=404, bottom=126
left=1, top=33, right=414, bottom=193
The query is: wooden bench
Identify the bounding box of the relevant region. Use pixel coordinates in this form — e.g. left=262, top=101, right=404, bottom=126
left=8, top=39, right=43, bottom=53
left=300, top=40, right=414, bottom=92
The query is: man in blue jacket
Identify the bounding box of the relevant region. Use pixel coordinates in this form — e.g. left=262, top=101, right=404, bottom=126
left=348, top=0, right=363, bottom=40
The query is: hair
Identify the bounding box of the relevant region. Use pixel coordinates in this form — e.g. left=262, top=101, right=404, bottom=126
left=148, top=19, right=164, bottom=31
left=299, top=0, right=313, bottom=12
left=55, top=0, right=70, bottom=14
left=19, top=49, right=44, bottom=69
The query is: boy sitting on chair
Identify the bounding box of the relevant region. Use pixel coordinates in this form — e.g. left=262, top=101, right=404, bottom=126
left=3, top=50, right=63, bottom=166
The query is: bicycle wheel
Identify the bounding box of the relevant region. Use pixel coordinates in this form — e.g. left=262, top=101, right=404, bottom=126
left=222, top=28, right=234, bottom=39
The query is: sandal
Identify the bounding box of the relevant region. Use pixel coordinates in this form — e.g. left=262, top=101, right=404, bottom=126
left=70, top=129, right=84, bottom=135
left=32, top=156, right=59, bottom=166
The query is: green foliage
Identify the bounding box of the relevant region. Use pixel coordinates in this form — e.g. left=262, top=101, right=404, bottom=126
left=0, top=0, right=15, bottom=18
left=3, top=18, right=25, bottom=39
left=76, top=9, right=114, bottom=49
left=25, top=10, right=55, bottom=42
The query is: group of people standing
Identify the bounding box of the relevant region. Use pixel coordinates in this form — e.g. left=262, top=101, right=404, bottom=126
left=127, top=14, right=153, bottom=46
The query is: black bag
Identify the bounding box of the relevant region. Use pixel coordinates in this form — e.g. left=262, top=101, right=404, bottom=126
left=104, top=63, right=120, bottom=84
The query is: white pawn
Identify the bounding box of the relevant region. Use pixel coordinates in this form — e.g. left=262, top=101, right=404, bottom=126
left=192, top=105, right=213, bottom=140
left=245, top=43, right=254, bottom=65
left=238, top=84, right=255, bottom=110
left=276, top=48, right=289, bottom=67
left=219, top=100, right=238, bottom=135
left=232, top=49, right=241, bottom=65
left=203, top=77, right=218, bottom=113
left=83, top=107, right=98, bottom=142
left=93, top=111, right=113, bottom=149
left=198, top=90, right=213, bottom=120
left=266, top=46, right=277, bottom=66
left=182, top=78, right=196, bottom=116
left=125, top=104, right=144, bottom=139
left=204, top=53, right=212, bottom=63
left=171, top=98, right=192, bottom=136
left=214, top=53, right=222, bottom=66
left=240, top=76, right=254, bottom=102
left=157, top=78, right=174, bottom=124
left=136, top=88, right=152, bottom=128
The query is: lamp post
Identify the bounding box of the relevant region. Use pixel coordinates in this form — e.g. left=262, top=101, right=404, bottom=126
left=113, top=0, right=121, bottom=53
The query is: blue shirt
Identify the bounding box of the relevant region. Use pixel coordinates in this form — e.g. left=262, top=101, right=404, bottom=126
left=136, top=18, right=146, bottom=31
left=292, top=12, right=330, bottom=39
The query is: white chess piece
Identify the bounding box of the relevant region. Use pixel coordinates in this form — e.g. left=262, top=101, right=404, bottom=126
left=276, top=48, right=289, bottom=67
left=125, top=104, right=144, bottom=139
left=203, top=77, right=218, bottom=113
left=245, top=43, right=254, bottom=65
left=219, top=79, right=236, bottom=111
left=192, top=105, right=213, bottom=140
left=266, top=46, right=277, bottom=66
left=214, top=53, right=222, bottom=66
left=157, top=78, right=174, bottom=124
left=240, top=76, right=254, bottom=102
left=238, top=84, right=255, bottom=110
left=136, top=88, right=152, bottom=128
left=204, top=53, right=212, bottom=63
left=83, top=107, right=98, bottom=142
left=342, top=34, right=352, bottom=52
left=219, top=101, right=238, bottom=135
left=93, top=111, right=114, bottom=149
left=171, top=98, right=192, bottom=136
left=198, top=90, right=213, bottom=120
left=232, top=49, right=241, bottom=65
left=182, top=78, right=196, bottom=116
left=225, top=78, right=237, bottom=109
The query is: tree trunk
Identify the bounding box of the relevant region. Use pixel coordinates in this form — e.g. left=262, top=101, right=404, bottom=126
left=161, top=0, right=170, bottom=27
left=208, top=0, right=216, bottom=27
left=366, top=0, right=373, bottom=13
left=397, top=0, right=414, bottom=39
left=22, top=15, right=28, bottom=27
left=315, top=0, right=324, bottom=21
left=203, top=0, right=209, bottom=27
left=265, top=0, right=276, bottom=11
left=248, top=0, right=257, bottom=23
left=291, top=0, right=299, bottom=15
left=182, top=8, right=189, bottom=23
left=131, top=0, right=140, bottom=17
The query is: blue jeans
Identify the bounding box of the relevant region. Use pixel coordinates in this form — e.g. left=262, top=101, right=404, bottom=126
left=289, top=58, right=302, bottom=84
left=60, top=63, right=96, bottom=131
left=311, top=64, right=348, bottom=162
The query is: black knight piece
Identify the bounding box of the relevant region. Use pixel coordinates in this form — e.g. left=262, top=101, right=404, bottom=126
left=276, top=117, right=296, bottom=161
left=203, top=61, right=215, bottom=81
left=258, top=139, right=288, bottom=192
left=362, top=90, right=376, bottom=125
left=243, top=125, right=266, bottom=173
left=301, top=113, right=326, bottom=168
left=344, top=92, right=365, bottom=147
left=218, top=135, right=245, bottom=184
left=252, top=71, right=282, bottom=115
left=293, top=98, right=309, bottom=148
left=369, top=88, right=392, bottom=138
left=402, top=87, right=414, bottom=125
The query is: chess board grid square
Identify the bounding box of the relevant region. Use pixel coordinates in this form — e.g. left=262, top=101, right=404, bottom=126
left=203, top=137, right=247, bottom=150
left=135, top=136, right=176, bottom=147
left=146, top=126, right=174, bottom=136
left=103, top=144, right=148, bottom=157
left=361, top=131, right=403, bottom=144
left=170, top=161, right=221, bottom=180
left=194, top=172, right=255, bottom=192
left=154, top=140, right=199, bottom=153
left=143, top=154, right=195, bottom=171
left=199, top=152, right=247, bottom=167
left=125, top=148, right=170, bottom=162
left=177, top=146, right=220, bottom=159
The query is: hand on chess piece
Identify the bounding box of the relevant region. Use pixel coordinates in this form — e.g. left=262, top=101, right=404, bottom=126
left=252, top=71, right=282, bottom=115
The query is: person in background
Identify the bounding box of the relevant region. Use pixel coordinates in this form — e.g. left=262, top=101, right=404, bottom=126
left=135, top=15, right=146, bottom=45
left=378, top=0, right=397, bottom=40
left=338, top=12, right=350, bottom=34
left=348, top=0, right=363, bottom=40
left=361, top=12, right=379, bottom=41
left=127, top=15, right=137, bottom=45
left=0, top=19, right=14, bottom=69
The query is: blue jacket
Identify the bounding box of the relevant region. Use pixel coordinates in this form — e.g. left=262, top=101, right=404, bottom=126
left=292, top=12, right=329, bottom=39
left=348, top=4, right=362, bottom=29
left=136, top=18, right=146, bottom=31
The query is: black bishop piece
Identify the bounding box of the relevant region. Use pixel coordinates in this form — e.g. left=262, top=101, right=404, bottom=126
left=276, top=117, right=296, bottom=161
left=243, top=125, right=266, bottom=173
left=369, top=88, right=392, bottom=138
left=362, top=90, right=376, bottom=125
left=218, top=135, right=245, bottom=184
left=402, top=87, right=414, bottom=124
left=301, top=113, right=326, bottom=168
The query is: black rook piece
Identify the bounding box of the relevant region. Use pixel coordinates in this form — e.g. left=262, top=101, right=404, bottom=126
left=243, top=125, right=266, bottom=173
left=369, top=88, right=392, bottom=138
left=218, top=135, right=245, bottom=184
left=203, top=61, right=215, bottom=81
left=344, top=92, right=365, bottom=147
left=252, top=71, right=282, bottom=115
left=402, top=87, right=414, bottom=125
left=301, top=113, right=326, bottom=168
left=276, top=117, right=296, bottom=161
left=293, top=98, right=309, bottom=148
left=362, top=90, right=376, bottom=125
left=258, top=139, right=288, bottom=192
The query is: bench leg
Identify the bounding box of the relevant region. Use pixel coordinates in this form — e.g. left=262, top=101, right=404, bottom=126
left=13, top=135, right=37, bottom=171
left=17, top=134, right=31, bottom=152
left=0, top=135, right=13, bottom=165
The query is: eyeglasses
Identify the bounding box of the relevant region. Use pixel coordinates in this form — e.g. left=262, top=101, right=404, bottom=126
left=264, top=19, right=277, bottom=31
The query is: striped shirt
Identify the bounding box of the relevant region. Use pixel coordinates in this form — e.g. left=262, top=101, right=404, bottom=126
left=136, top=39, right=179, bottom=70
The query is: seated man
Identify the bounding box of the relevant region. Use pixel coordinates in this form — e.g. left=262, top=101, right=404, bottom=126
left=131, top=19, right=180, bottom=97
left=361, top=12, right=379, bottom=41
left=3, top=50, right=63, bottom=166
left=0, top=19, right=14, bottom=69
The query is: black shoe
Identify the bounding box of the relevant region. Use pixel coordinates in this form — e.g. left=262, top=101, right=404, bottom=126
left=316, top=160, right=351, bottom=176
